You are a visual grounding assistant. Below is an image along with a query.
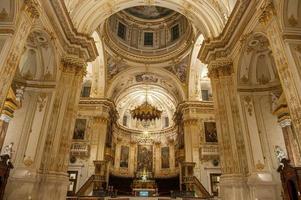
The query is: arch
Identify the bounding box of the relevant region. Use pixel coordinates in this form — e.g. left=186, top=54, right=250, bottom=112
left=66, top=0, right=230, bottom=38
left=188, top=34, right=209, bottom=100
left=106, top=66, right=186, bottom=102
left=115, top=84, right=176, bottom=131
left=89, top=31, right=106, bottom=97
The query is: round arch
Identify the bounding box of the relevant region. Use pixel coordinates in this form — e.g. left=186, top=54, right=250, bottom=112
left=66, top=0, right=230, bottom=38
left=106, top=66, right=186, bottom=102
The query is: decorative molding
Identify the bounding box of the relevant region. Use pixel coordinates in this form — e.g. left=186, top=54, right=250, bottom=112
left=44, top=0, right=98, bottom=61
left=61, top=55, right=87, bottom=75
left=198, top=0, right=252, bottom=63
left=279, top=118, right=292, bottom=128
left=208, top=58, right=233, bottom=78
left=24, top=0, right=40, bottom=19
left=258, top=0, right=276, bottom=25
left=243, top=96, right=253, bottom=116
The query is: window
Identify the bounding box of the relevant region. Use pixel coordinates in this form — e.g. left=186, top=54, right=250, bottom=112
left=144, top=32, right=153, bottom=46
left=117, top=22, right=126, bottom=40
left=163, top=117, right=169, bottom=128
left=171, top=24, right=180, bottom=41
left=123, top=115, right=128, bottom=127
left=201, top=90, right=209, bottom=101
left=81, top=86, right=91, bottom=97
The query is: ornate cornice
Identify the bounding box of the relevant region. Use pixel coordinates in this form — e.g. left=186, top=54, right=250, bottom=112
left=198, top=0, right=252, bottom=63
left=42, top=0, right=98, bottom=62
left=78, top=98, right=119, bottom=121
left=174, top=101, right=215, bottom=121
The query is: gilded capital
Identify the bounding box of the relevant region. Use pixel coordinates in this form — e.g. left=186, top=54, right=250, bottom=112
left=208, top=58, right=233, bottom=78
left=61, top=55, right=87, bottom=75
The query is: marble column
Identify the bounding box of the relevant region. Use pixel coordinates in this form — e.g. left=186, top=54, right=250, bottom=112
left=260, top=2, right=301, bottom=153
left=0, top=1, right=39, bottom=113
left=208, top=59, right=249, bottom=200
left=279, top=118, right=301, bottom=166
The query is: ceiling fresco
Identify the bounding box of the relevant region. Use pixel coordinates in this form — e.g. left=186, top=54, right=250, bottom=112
left=125, top=6, right=174, bottom=20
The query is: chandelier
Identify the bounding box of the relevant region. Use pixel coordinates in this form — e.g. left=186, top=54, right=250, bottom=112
left=131, top=101, right=162, bottom=121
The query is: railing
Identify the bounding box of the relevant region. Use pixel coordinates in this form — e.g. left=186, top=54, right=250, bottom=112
left=70, top=142, right=90, bottom=157
left=192, top=176, right=213, bottom=199
left=76, top=175, right=94, bottom=196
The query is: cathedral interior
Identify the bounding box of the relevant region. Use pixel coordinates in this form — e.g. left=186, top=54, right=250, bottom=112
left=0, top=0, right=301, bottom=200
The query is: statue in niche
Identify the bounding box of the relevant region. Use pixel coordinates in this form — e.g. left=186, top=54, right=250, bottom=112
left=204, top=122, right=218, bottom=143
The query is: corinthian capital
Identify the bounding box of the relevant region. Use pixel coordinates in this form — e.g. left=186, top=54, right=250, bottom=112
left=208, top=58, right=233, bottom=78
left=61, top=55, right=87, bottom=75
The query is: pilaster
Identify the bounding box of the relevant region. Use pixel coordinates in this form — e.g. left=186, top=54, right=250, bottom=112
left=260, top=1, right=301, bottom=155
left=4, top=55, right=86, bottom=200
left=0, top=0, right=39, bottom=114
left=208, top=58, right=249, bottom=199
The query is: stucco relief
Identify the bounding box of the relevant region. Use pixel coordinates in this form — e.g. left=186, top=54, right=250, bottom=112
left=0, top=0, right=15, bottom=22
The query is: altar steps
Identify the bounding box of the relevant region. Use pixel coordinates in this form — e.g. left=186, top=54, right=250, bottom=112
left=67, top=197, right=216, bottom=200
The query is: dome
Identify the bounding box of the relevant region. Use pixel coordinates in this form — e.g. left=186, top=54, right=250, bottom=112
left=103, top=6, right=193, bottom=66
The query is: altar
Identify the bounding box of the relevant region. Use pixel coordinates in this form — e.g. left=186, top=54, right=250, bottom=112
left=132, top=179, right=157, bottom=197
left=131, top=170, right=157, bottom=197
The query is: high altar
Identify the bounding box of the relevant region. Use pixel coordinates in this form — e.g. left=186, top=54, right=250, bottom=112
left=132, top=169, right=157, bottom=197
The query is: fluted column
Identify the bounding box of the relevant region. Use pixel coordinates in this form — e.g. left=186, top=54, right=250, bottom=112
left=208, top=59, right=249, bottom=200
left=260, top=1, right=301, bottom=150
left=0, top=1, right=39, bottom=113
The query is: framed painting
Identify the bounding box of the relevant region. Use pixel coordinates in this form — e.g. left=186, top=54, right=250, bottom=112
left=73, top=119, right=87, bottom=140
left=161, top=147, right=170, bottom=169
left=120, top=145, right=129, bottom=168
left=204, top=122, right=218, bottom=143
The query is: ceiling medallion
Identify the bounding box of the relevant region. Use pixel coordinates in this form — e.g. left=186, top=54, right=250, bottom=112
left=131, top=101, right=162, bottom=122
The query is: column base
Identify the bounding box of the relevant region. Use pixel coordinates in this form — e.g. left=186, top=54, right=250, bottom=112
left=247, top=172, right=282, bottom=200
left=4, top=168, right=69, bottom=200
left=219, top=174, right=249, bottom=200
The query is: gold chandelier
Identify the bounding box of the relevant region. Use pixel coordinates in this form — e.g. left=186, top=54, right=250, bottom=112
left=131, top=101, right=162, bottom=121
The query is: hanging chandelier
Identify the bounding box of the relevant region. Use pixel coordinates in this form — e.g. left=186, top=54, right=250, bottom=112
left=131, top=101, right=162, bottom=121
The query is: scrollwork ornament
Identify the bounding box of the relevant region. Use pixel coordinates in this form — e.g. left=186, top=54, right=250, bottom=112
left=61, top=55, right=87, bottom=76
left=208, top=58, right=233, bottom=78
left=24, top=0, right=40, bottom=19
left=259, top=0, right=276, bottom=25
